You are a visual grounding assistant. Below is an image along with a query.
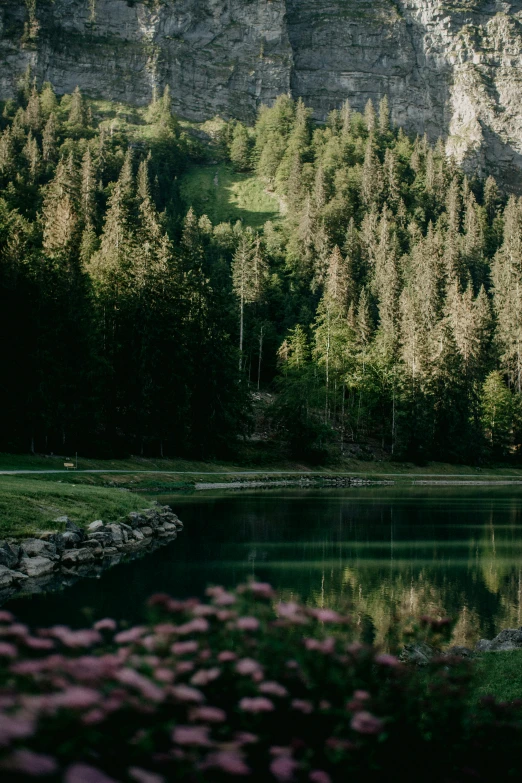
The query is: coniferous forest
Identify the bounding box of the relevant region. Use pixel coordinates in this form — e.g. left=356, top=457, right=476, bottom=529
left=2, top=79, right=522, bottom=464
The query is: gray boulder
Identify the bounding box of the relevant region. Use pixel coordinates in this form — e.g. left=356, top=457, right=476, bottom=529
left=66, top=520, right=86, bottom=541
left=476, top=628, right=522, bottom=652
left=22, top=539, right=57, bottom=559
left=0, top=541, right=21, bottom=569
left=127, top=512, right=146, bottom=529
left=19, top=556, right=55, bottom=578
left=87, top=520, right=104, bottom=533
left=61, top=548, right=95, bottom=566
left=400, top=643, right=435, bottom=666
left=87, top=531, right=114, bottom=546
left=0, top=564, right=24, bottom=588
left=105, top=524, right=123, bottom=544
left=61, top=531, right=81, bottom=548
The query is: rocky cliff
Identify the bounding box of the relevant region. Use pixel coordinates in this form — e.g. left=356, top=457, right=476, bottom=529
left=1, top=0, right=522, bottom=185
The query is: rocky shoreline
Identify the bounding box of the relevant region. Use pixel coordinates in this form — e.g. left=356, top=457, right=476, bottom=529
left=0, top=505, right=182, bottom=605
left=402, top=627, right=522, bottom=665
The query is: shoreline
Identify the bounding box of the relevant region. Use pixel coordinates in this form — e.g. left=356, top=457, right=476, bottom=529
left=0, top=506, right=182, bottom=606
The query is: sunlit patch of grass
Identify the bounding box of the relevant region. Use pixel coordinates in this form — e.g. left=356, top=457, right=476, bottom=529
left=179, top=163, right=280, bottom=229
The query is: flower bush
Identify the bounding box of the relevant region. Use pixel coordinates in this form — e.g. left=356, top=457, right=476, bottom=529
left=0, top=584, right=521, bottom=782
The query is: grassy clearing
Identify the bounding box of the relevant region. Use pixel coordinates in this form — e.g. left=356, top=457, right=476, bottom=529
left=0, top=477, right=151, bottom=539
left=179, top=163, right=280, bottom=229
left=473, top=651, right=522, bottom=703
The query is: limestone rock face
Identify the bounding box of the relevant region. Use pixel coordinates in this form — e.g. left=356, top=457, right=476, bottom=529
left=2, top=1, right=522, bottom=184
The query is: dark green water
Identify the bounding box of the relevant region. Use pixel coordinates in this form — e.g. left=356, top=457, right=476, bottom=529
left=7, top=487, right=522, bottom=646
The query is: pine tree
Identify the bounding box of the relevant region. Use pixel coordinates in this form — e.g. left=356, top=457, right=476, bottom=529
left=492, top=197, right=522, bottom=392
left=378, top=96, right=390, bottom=137
left=80, top=147, right=98, bottom=227
left=361, top=135, right=383, bottom=207
left=68, top=86, right=86, bottom=129
left=42, top=113, right=58, bottom=163
left=232, top=231, right=268, bottom=370
left=230, top=123, right=251, bottom=171
left=24, top=86, right=41, bottom=132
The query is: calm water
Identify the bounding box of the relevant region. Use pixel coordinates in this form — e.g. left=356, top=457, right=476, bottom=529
left=7, top=487, right=522, bottom=646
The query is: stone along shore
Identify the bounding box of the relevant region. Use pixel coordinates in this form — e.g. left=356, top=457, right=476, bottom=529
left=0, top=505, right=183, bottom=603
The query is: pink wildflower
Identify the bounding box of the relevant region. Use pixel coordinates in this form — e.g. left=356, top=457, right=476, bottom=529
left=270, top=756, right=298, bottom=781
left=170, top=684, right=205, bottom=704
left=53, top=686, right=100, bottom=710
left=218, top=650, right=237, bottom=662
left=374, top=653, right=400, bottom=667
left=0, top=714, right=35, bottom=746
left=0, top=750, right=57, bottom=776
left=65, top=763, right=116, bottom=783
left=291, top=699, right=313, bottom=714
left=0, top=642, right=17, bottom=658
left=239, top=697, right=274, bottom=713
left=172, top=725, right=211, bottom=746
left=213, top=591, right=236, bottom=606
left=277, top=602, right=307, bottom=623
left=189, top=706, right=226, bottom=723
left=94, top=618, right=116, bottom=632
left=114, top=627, right=146, bottom=644
left=304, top=637, right=335, bottom=654
left=309, top=771, right=332, bottom=783
left=235, top=658, right=263, bottom=676
left=175, top=661, right=194, bottom=675
left=171, top=641, right=199, bottom=656
left=4, top=623, right=28, bottom=639
left=259, top=681, right=288, bottom=698
left=217, top=610, right=236, bottom=621
left=205, top=585, right=226, bottom=598
left=53, top=628, right=101, bottom=648
left=309, top=608, right=342, bottom=623
left=235, top=732, right=258, bottom=744
left=128, top=768, right=164, bottom=783
left=354, top=690, right=370, bottom=701
left=350, top=711, right=384, bottom=735
left=154, top=668, right=175, bottom=684
left=247, top=582, right=275, bottom=599
left=190, top=667, right=222, bottom=686
left=0, top=611, right=14, bottom=623
left=24, top=637, right=54, bottom=651
left=82, top=709, right=105, bottom=725
left=236, top=616, right=260, bottom=631
left=192, top=604, right=217, bottom=616
left=116, top=669, right=164, bottom=702
left=154, top=623, right=178, bottom=635
left=175, top=618, right=209, bottom=635
left=202, top=751, right=250, bottom=775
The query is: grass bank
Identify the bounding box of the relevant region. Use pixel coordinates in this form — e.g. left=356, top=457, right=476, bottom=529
left=473, top=651, right=522, bottom=703
left=0, top=477, right=151, bottom=539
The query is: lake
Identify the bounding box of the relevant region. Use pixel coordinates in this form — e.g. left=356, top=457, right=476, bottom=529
left=6, top=486, right=522, bottom=646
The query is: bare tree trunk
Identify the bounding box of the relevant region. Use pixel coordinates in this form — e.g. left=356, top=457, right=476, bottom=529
left=257, top=325, right=264, bottom=391
left=239, top=291, right=244, bottom=372
left=341, top=381, right=345, bottom=454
